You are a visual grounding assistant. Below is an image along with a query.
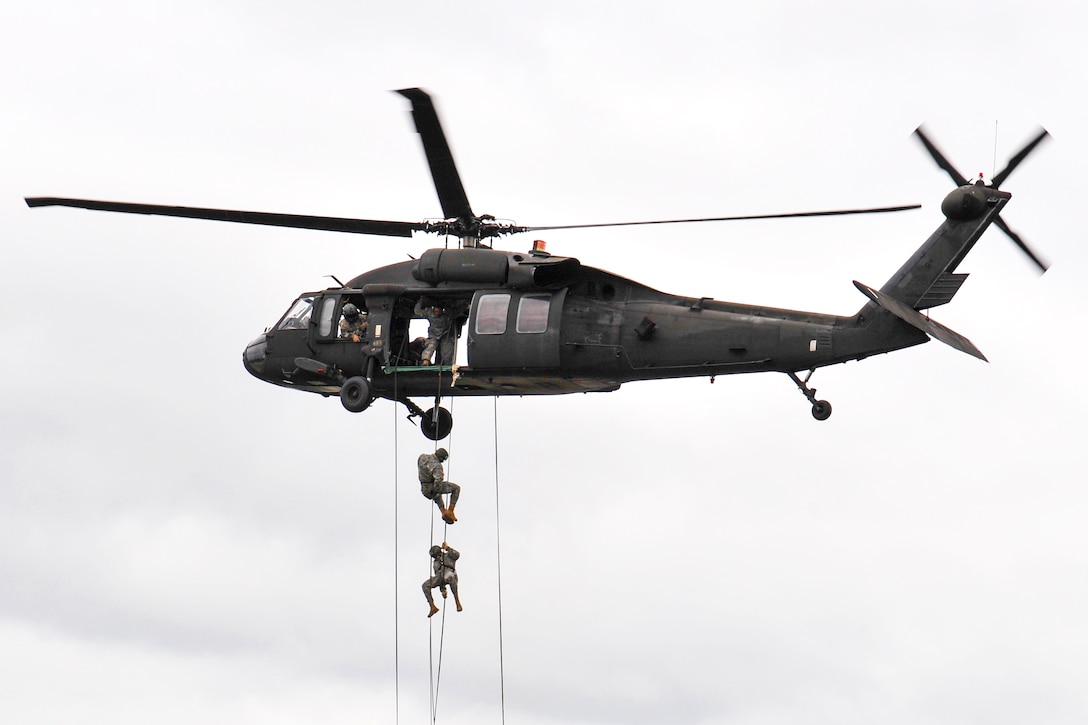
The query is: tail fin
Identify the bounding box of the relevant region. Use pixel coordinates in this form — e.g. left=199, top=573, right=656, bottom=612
left=844, top=127, right=1048, bottom=363
left=878, top=183, right=1011, bottom=309
left=847, top=183, right=1009, bottom=362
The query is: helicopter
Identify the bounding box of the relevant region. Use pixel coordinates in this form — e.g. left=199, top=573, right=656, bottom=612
left=26, top=89, right=1049, bottom=440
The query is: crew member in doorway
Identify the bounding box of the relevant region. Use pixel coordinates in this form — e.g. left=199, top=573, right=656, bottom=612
left=339, top=303, right=368, bottom=342
left=423, top=541, right=462, bottom=618
left=413, top=297, right=456, bottom=365
left=418, top=447, right=460, bottom=524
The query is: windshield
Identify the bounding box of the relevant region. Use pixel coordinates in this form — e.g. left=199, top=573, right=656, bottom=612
left=276, top=296, right=314, bottom=331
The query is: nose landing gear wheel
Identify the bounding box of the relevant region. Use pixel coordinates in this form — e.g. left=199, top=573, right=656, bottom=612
left=421, top=406, right=453, bottom=441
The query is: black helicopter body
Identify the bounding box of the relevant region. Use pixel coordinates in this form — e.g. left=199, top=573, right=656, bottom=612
left=27, top=90, right=1047, bottom=440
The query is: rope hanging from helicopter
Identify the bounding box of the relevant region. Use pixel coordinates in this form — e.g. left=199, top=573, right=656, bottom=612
left=391, top=308, right=506, bottom=724
left=392, top=367, right=404, bottom=723
left=390, top=364, right=456, bottom=723
left=425, top=396, right=508, bottom=724
left=427, top=401, right=454, bottom=723
left=493, top=396, right=507, bottom=724
left=420, top=330, right=456, bottom=720
left=428, top=509, right=451, bottom=722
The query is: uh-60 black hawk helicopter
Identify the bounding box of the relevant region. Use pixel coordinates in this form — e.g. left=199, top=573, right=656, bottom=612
left=26, top=89, right=1049, bottom=440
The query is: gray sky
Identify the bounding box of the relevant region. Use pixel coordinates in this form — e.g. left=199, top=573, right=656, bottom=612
left=4, top=2, right=1088, bottom=723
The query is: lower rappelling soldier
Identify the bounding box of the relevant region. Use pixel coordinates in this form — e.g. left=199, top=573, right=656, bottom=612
left=423, top=542, right=462, bottom=618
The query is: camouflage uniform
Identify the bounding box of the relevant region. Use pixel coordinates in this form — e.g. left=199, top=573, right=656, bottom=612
left=339, top=314, right=367, bottom=341
left=418, top=451, right=460, bottom=514
left=413, top=300, right=456, bottom=365
left=423, top=543, right=462, bottom=616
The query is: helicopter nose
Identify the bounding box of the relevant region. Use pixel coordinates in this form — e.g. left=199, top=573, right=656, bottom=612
left=243, top=333, right=268, bottom=379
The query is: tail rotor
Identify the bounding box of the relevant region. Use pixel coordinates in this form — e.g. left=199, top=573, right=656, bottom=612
left=914, top=125, right=1050, bottom=273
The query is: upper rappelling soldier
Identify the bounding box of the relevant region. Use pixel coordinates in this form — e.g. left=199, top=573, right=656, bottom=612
left=417, top=447, right=460, bottom=524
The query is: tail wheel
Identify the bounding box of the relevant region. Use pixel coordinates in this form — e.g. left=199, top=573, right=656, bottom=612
left=421, top=406, right=453, bottom=440
left=340, top=376, right=372, bottom=413
left=811, top=400, right=832, bottom=421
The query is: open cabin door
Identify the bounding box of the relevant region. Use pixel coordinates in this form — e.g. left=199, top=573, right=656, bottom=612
left=467, top=289, right=566, bottom=369
left=305, top=290, right=375, bottom=376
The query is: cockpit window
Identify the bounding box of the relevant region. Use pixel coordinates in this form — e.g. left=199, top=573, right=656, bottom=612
left=276, top=296, right=314, bottom=331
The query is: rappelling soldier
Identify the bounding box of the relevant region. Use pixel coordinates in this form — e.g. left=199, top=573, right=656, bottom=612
left=339, top=302, right=368, bottom=342
left=418, top=447, right=459, bottom=524
left=423, top=541, right=462, bottom=618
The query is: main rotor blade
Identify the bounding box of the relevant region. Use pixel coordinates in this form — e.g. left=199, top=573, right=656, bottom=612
left=521, top=204, right=921, bottom=232
left=994, top=214, right=1048, bottom=273
left=25, top=197, right=419, bottom=237
left=914, top=126, right=970, bottom=187
left=396, top=88, right=474, bottom=222
left=991, top=127, right=1050, bottom=189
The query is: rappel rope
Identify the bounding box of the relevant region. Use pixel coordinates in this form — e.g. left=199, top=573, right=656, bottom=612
left=428, top=395, right=454, bottom=723
left=426, top=394, right=509, bottom=724
left=429, top=578, right=449, bottom=724
left=391, top=333, right=507, bottom=724
left=493, top=396, right=507, bottom=724
left=393, top=369, right=400, bottom=725
left=428, top=500, right=442, bottom=722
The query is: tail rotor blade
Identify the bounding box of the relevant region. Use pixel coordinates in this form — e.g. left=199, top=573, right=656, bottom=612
left=992, top=127, right=1050, bottom=189
left=995, top=215, right=1048, bottom=273
left=914, top=126, right=970, bottom=187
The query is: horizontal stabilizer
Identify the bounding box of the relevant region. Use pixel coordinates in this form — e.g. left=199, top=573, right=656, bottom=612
left=854, top=281, right=987, bottom=361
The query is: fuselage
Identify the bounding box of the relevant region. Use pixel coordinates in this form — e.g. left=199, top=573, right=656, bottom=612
left=242, top=247, right=927, bottom=402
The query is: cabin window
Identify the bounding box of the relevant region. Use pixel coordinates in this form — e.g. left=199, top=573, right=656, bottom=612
left=475, top=294, right=510, bottom=335
left=276, top=296, right=314, bottom=331
left=516, top=295, right=550, bottom=333
left=317, top=296, right=338, bottom=337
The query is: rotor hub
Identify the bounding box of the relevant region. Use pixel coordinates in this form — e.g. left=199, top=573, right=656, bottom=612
left=941, top=182, right=993, bottom=221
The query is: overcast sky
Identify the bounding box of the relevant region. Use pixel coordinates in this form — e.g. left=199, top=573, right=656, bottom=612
left=4, top=2, right=1088, bottom=723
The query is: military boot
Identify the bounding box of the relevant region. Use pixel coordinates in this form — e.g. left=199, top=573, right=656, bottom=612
left=441, top=507, right=456, bottom=525
left=445, top=503, right=458, bottom=522
left=453, top=593, right=463, bottom=612
left=428, top=602, right=440, bottom=618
